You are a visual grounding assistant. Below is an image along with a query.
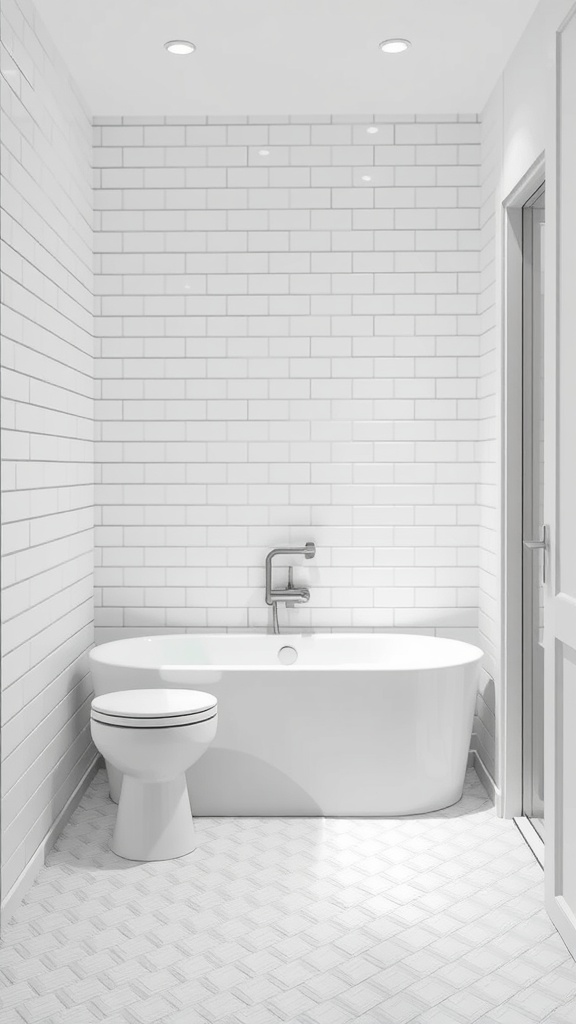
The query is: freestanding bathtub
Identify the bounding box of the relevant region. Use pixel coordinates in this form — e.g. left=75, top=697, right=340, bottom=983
left=89, top=633, right=482, bottom=816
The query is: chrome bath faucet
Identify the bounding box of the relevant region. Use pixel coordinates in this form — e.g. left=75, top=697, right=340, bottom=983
left=265, top=542, right=316, bottom=634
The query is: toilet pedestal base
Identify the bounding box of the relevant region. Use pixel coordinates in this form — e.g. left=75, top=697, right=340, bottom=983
left=112, top=774, right=195, bottom=861
left=107, top=761, right=122, bottom=804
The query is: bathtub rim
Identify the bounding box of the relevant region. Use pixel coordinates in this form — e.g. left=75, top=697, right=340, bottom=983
left=89, top=632, right=484, bottom=674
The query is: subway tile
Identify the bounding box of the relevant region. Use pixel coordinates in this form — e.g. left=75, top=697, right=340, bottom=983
left=352, top=123, right=394, bottom=144
left=2, top=0, right=96, bottom=899
left=208, top=146, right=248, bottom=166
left=101, top=125, right=143, bottom=146
left=394, top=209, right=436, bottom=230
left=144, top=125, right=186, bottom=146
left=290, top=146, right=331, bottom=165
left=269, top=125, right=311, bottom=145
left=395, top=166, right=437, bottom=186
left=395, top=123, right=437, bottom=144
left=438, top=208, right=480, bottom=229
left=271, top=210, right=311, bottom=230
left=269, top=167, right=311, bottom=187
left=311, top=124, right=352, bottom=145
left=227, top=125, right=269, bottom=146
left=311, top=167, right=353, bottom=186
left=375, top=145, right=415, bottom=165
left=417, top=145, right=458, bottom=165
left=85, top=114, right=482, bottom=710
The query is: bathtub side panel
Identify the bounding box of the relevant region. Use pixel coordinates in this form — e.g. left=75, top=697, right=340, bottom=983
left=187, top=665, right=480, bottom=816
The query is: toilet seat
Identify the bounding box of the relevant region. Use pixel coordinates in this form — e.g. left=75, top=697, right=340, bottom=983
left=91, top=689, right=217, bottom=729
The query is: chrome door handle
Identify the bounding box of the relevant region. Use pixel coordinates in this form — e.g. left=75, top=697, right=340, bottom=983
left=523, top=525, right=549, bottom=583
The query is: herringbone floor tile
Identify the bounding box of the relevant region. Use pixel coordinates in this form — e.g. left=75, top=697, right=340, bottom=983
left=0, top=770, right=574, bottom=1023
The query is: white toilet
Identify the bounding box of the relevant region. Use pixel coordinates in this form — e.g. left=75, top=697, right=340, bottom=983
left=90, top=688, right=217, bottom=861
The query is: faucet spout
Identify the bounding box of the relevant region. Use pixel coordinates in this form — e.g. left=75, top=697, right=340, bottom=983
left=265, top=543, right=316, bottom=606
left=265, top=543, right=316, bottom=633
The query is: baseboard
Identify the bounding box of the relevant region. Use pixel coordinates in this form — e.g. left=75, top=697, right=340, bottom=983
left=471, top=749, right=498, bottom=805
left=1, top=754, right=102, bottom=930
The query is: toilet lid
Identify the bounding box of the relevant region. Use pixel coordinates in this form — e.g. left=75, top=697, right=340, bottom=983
left=91, top=688, right=217, bottom=729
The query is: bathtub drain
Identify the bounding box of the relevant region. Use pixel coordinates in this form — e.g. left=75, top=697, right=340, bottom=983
left=278, top=646, right=298, bottom=665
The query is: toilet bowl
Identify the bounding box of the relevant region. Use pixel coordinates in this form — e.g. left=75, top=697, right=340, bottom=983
left=90, top=688, right=217, bottom=861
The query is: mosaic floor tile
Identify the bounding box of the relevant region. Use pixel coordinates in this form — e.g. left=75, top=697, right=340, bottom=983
left=1, top=770, right=575, bottom=1023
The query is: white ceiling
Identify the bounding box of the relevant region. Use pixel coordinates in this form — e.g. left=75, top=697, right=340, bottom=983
left=35, top=0, right=541, bottom=116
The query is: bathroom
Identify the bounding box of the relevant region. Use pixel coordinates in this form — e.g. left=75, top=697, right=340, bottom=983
left=1, top=0, right=576, bottom=1019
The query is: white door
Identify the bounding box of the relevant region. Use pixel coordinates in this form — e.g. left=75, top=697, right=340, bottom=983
left=545, top=3, right=576, bottom=958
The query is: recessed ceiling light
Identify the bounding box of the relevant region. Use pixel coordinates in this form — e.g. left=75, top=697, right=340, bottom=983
left=361, top=175, right=372, bottom=182
left=366, top=126, right=379, bottom=135
left=379, top=38, right=411, bottom=54
left=164, top=40, right=196, bottom=55
left=258, top=149, right=270, bottom=156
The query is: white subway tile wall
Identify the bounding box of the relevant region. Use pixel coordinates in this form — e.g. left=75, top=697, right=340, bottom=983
left=0, top=0, right=94, bottom=896
left=93, top=115, right=482, bottom=644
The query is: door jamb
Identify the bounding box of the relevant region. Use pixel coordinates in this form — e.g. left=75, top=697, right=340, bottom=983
left=500, top=153, right=545, bottom=818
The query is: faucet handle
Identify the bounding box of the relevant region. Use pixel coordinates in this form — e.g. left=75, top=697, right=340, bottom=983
left=286, top=588, right=310, bottom=608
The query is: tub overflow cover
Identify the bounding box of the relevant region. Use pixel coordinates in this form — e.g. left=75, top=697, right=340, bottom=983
left=278, top=646, right=298, bottom=665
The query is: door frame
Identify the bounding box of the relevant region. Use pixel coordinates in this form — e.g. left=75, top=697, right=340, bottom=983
left=500, top=154, right=545, bottom=818
left=545, top=2, right=576, bottom=958
left=521, top=185, right=546, bottom=828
